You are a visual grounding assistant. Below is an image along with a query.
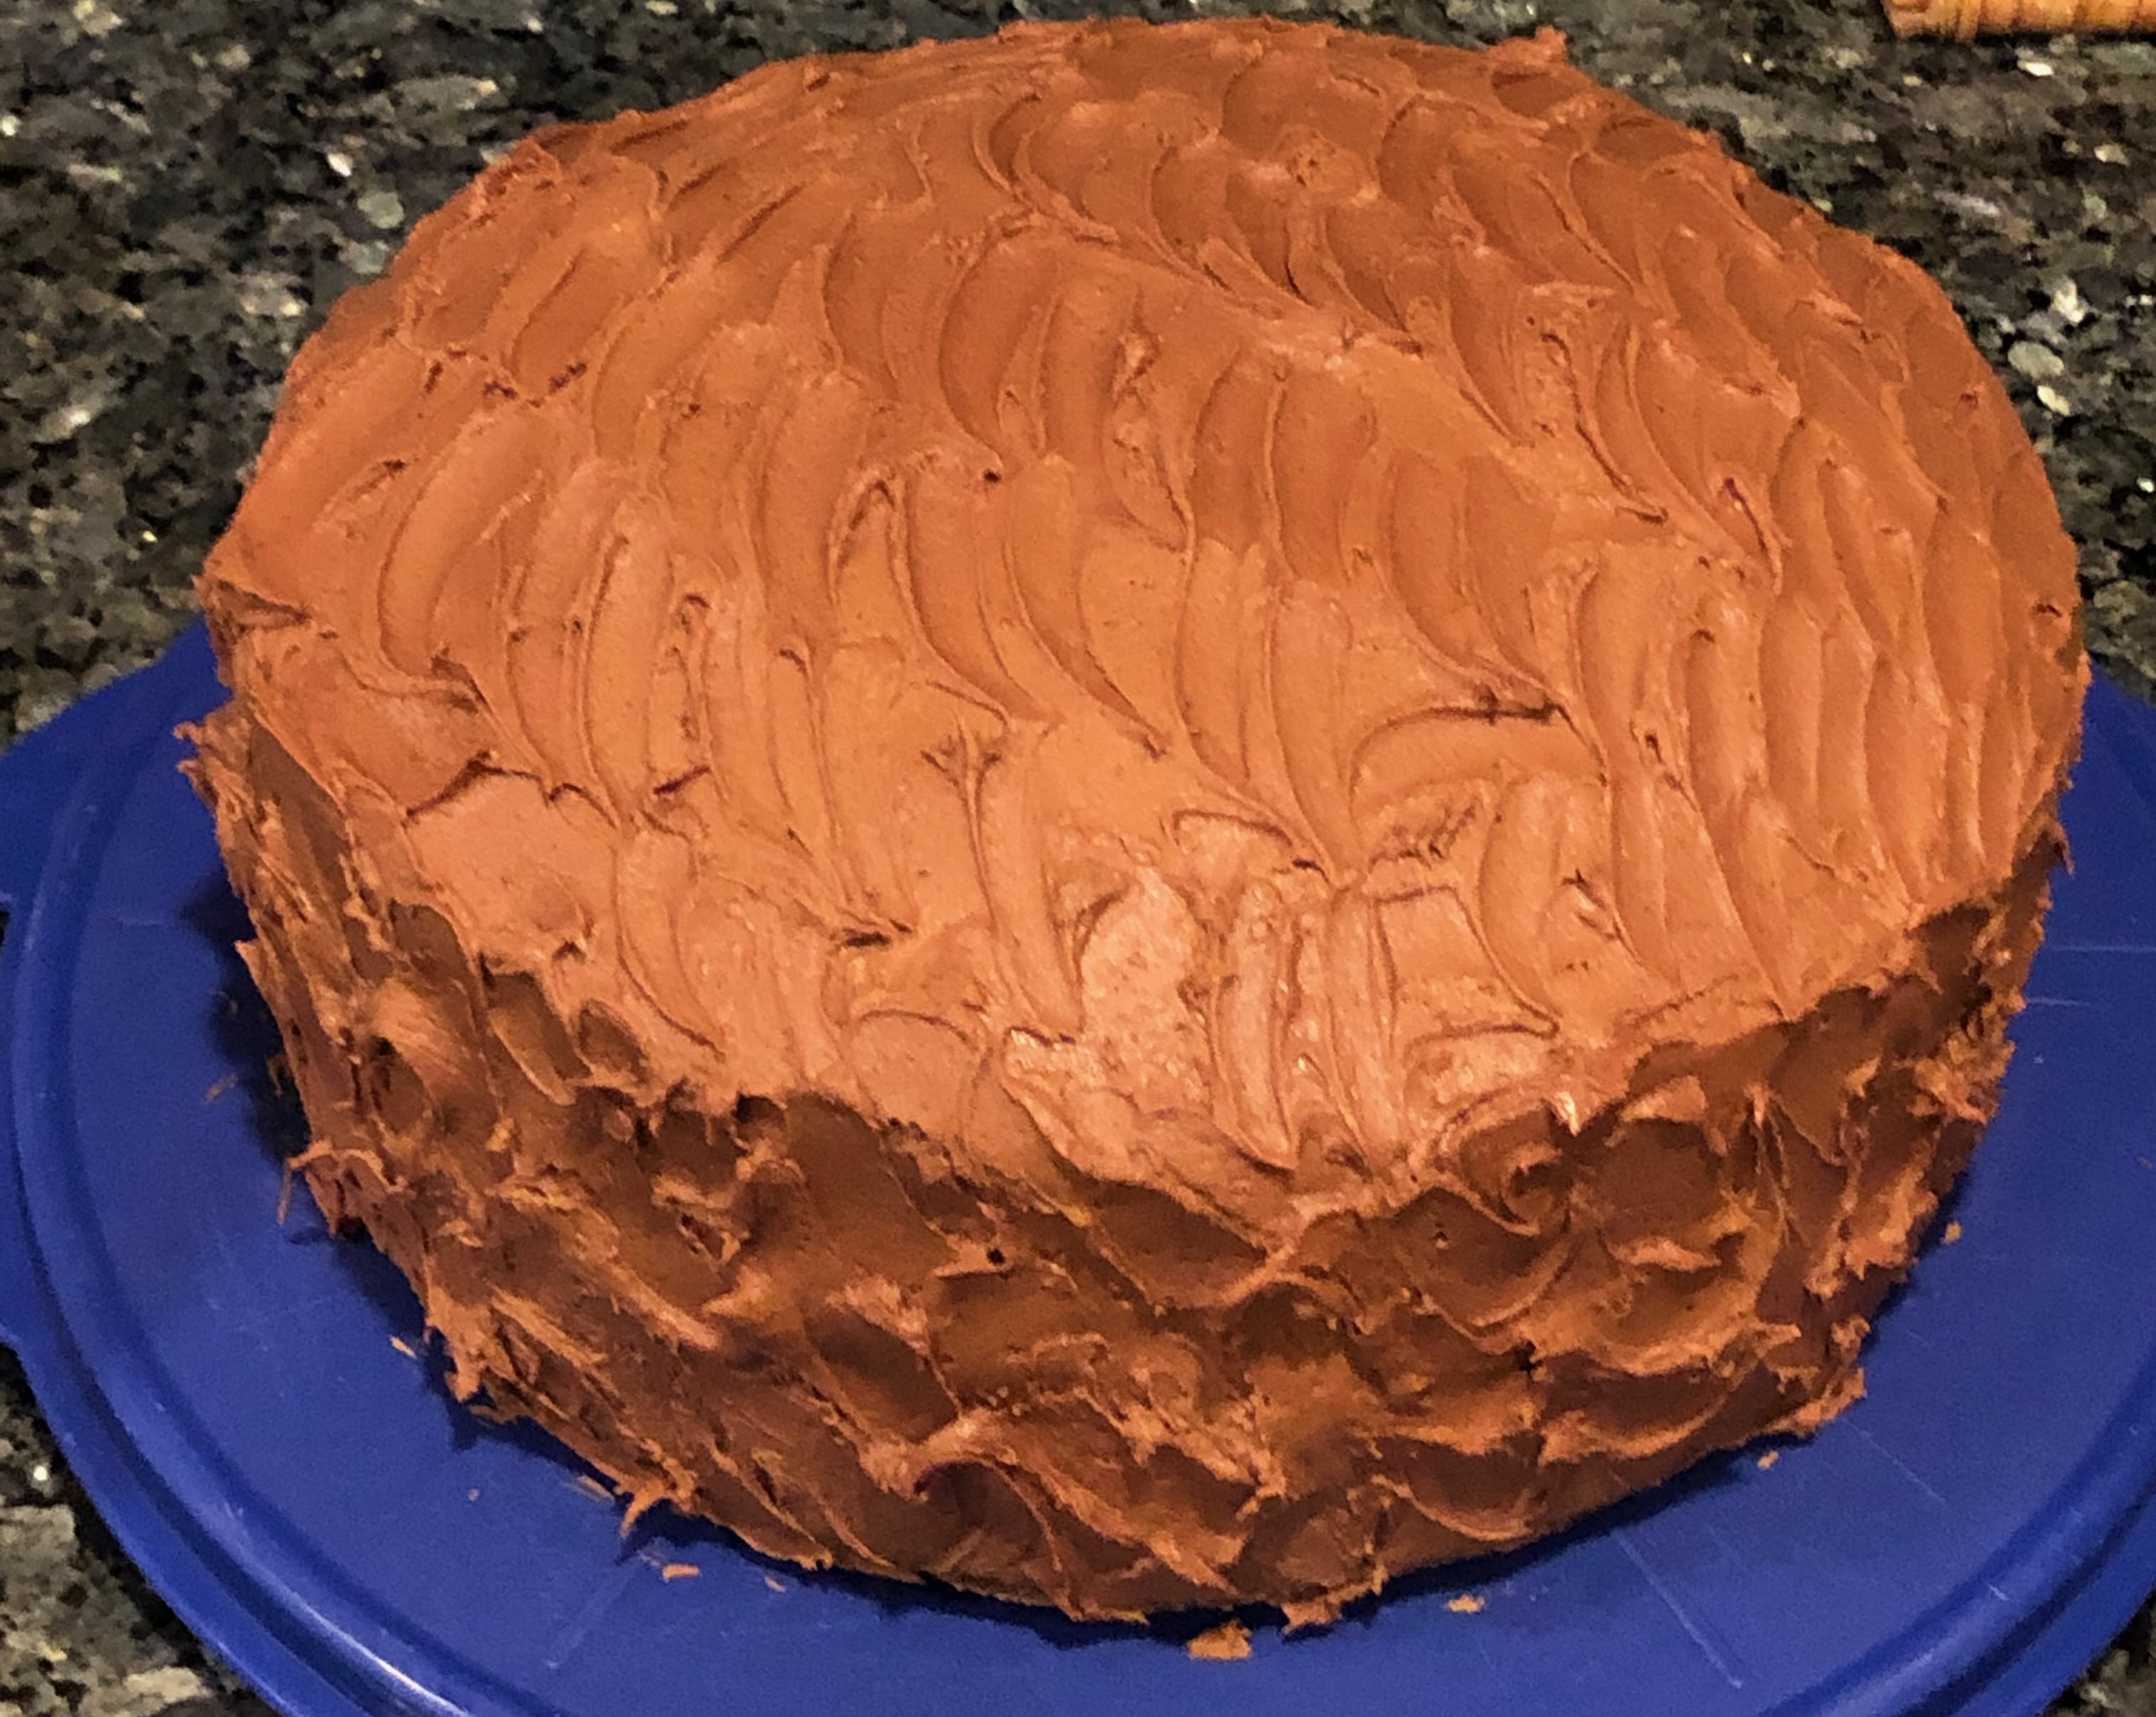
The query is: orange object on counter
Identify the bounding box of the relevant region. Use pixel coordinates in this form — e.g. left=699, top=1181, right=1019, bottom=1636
left=1885, top=0, right=2155, bottom=35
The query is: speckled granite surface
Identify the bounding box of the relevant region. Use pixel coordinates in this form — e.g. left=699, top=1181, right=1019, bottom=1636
left=1, top=0, right=2152, bottom=1712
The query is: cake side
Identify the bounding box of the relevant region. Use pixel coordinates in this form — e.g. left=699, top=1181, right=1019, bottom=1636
left=190, top=694, right=2058, bottom=1621
left=188, top=16, right=2088, bottom=1623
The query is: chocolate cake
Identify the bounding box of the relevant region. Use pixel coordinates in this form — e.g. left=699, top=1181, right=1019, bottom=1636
left=186, top=17, right=2087, bottom=1625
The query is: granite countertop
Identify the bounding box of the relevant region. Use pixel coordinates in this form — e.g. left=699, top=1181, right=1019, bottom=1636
left=1, top=0, right=2152, bottom=1712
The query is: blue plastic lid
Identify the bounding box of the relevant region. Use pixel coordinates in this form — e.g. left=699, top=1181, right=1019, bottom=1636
left=3, top=622, right=2155, bottom=1717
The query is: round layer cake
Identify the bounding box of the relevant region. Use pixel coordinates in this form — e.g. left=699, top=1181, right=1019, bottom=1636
left=188, top=17, right=2086, bottom=1624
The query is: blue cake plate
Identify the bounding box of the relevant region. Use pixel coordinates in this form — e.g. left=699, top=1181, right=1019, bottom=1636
left=4, top=622, right=2156, bottom=1717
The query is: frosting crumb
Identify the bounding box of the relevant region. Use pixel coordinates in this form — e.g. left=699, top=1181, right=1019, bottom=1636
left=1186, top=1621, right=1252, bottom=1661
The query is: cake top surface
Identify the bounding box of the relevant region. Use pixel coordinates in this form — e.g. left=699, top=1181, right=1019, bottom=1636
left=202, top=16, right=2084, bottom=1201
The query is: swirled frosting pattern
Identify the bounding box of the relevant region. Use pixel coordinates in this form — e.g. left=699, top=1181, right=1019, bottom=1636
left=190, top=17, right=2085, bottom=1621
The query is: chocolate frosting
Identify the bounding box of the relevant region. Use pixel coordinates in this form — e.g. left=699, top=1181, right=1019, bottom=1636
left=188, top=17, right=2086, bottom=1623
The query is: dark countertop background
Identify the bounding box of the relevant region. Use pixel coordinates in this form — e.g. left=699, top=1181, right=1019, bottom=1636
left=0, top=0, right=2152, bottom=1711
